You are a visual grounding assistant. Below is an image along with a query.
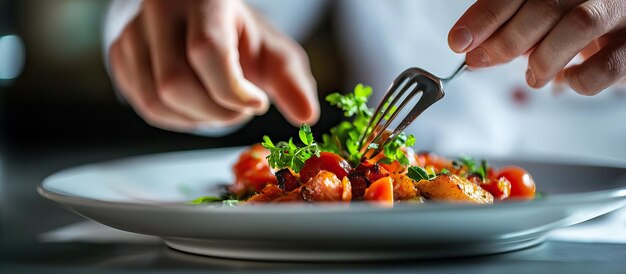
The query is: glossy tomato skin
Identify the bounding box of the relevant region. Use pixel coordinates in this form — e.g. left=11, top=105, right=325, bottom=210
left=480, top=177, right=512, bottom=200
left=497, top=166, right=535, bottom=199
left=300, top=152, right=352, bottom=183
left=230, top=144, right=277, bottom=196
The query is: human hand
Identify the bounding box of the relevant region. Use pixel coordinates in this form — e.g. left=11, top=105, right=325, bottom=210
left=448, top=0, right=626, bottom=95
left=109, top=0, right=319, bottom=132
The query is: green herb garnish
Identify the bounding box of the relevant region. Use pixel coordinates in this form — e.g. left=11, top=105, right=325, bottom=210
left=261, top=124, right=321, bottom=173
left=456, top=155, right=488, bottom=181
left=407, top=166, right=436, bottom=181
left=189, top=196, right=223, bottom=204
left=259, top=84, right=415, bottom=169
left=189, top=195, right=240, bottom=207
left=320, top=84, right=416, bottom=166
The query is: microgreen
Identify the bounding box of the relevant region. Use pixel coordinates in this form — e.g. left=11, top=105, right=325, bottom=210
left=261, top=124, right=321, bottom=172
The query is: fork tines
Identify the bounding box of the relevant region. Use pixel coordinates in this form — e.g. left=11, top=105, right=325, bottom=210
left=358, top=68, right=445, bottom=159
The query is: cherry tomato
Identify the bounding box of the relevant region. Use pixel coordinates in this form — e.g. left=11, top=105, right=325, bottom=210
left=231, top=144, right=277, bottom=195
left=363, top=177, right=394, bottom=207
left=300, top=152, right=351, bottom=183
left=497, top=166, right=536, bottom=199
left=480, top=177, right=512, bottom=200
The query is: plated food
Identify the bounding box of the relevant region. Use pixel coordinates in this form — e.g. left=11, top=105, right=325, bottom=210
left=193, top=84, right=536, bottom=207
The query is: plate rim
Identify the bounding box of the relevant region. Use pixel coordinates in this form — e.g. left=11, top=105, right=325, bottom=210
left=38, top=147, right=626, bottom=215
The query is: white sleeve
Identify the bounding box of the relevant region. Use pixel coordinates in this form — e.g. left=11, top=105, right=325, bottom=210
left=102, top=0, right=142, bottom=74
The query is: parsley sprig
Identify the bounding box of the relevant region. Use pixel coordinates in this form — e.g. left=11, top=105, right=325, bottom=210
left=320, top=84, right=416, bottom=166
left=261, top=124, right=320, bottom=173
left=260, top=84, right=416, bottom=170
left=454, top=155, right=488, bottom=181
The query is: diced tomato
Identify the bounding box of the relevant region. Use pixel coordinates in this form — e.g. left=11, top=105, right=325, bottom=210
left=300, top=152, right=352, bottom=183
left=230, top=144, right=277, bottom=196
left=363, top=177, right=394, bottom=207
left=480, top=177, right=512, bottom=200
left=414, top=152, right=452, bottom=172
left=497, top=166, right=536, bottom=199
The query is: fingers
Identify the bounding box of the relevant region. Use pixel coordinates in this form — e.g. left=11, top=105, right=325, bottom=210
left=252, top=17, right=320, bottom=126
left=562, top=37, right=626, bottom=95
left=467, top=0, right=585, bottom=67
left=527, top=0, right=625, bottom=87
left=142, top=1, right=247, bottom=125
left=448, top=0, right=525, bottom=54
left=186, top=1, right=269, bottom=115
left=110, top=15, right=196, bottom=131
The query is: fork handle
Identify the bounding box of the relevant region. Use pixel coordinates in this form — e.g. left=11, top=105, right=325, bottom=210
left=443, top=62, right=468, bottom=86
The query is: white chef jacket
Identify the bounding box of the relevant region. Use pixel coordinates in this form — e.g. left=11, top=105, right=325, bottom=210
left=104, top=0, right=626, bottom=161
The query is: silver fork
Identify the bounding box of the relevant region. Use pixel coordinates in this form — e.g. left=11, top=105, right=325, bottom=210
left=358, top=62, right=468, bottom=158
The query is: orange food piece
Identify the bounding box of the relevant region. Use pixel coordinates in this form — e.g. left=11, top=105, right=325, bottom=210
left=416, top=174, right=493, bottom=204
left=246, top=184, right=284, bottom=204
left=379, top=147, right=416, bottom=173
left=341, top=176, right=352, bottom=201
left=301, top=171, right=344, bottom=202
left=414, top=152, right=453, bottom=173
left=364, top=177, right=394, bottom=207
left=390, top=173, right=419, bottom=200
left=229, top=144, right=277, bottom=197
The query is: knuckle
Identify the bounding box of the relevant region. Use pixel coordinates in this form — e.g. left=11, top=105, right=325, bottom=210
left=496, top=36, right=524, bottom=60
left=476, top=5, right=501, bottom=29
left=187, top=33, right=228, bottom=61
left=155, top=72, right=186, bottom=100
left=540, top=0, right=568, bottom=11
left=569, top=4, right=607, bottom=36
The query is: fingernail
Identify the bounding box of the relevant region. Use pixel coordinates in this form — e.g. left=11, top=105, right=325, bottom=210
left=449, top=27, right=473, bottom=52
left=466, top=47, right=492, bottom=67
left=526, top=67, right=536, bottom=87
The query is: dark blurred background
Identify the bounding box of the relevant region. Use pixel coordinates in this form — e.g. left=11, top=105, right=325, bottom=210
left=0, top=0, right=345, bottom=242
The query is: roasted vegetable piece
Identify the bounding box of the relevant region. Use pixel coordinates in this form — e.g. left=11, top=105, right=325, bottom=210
left=390, top=173, right=419, bottom=200
left=347, top=161, right=390, bottom=199
left=273, top=187, right=304, bottom=202
left=246, top=184, right=285, bottom=204
left=230, top=144, right=277, bottom=197
left=416, top=174, right=494, bottom=204
left=347, top=172, right=368, bottom=200
left=354, top=161, right=390, bottom=182
left=275, top=169, right=300, bottom=191
left=363, top=177, right=394, bottom=207
left=301, top=171, right=345, bottom=202
left=300, top=152, right=352, bottom=184
left=341, top=177, right=352, bottom=201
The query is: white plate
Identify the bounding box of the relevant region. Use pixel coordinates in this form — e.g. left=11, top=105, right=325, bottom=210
left=39, top=147, right=626, bottom=261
